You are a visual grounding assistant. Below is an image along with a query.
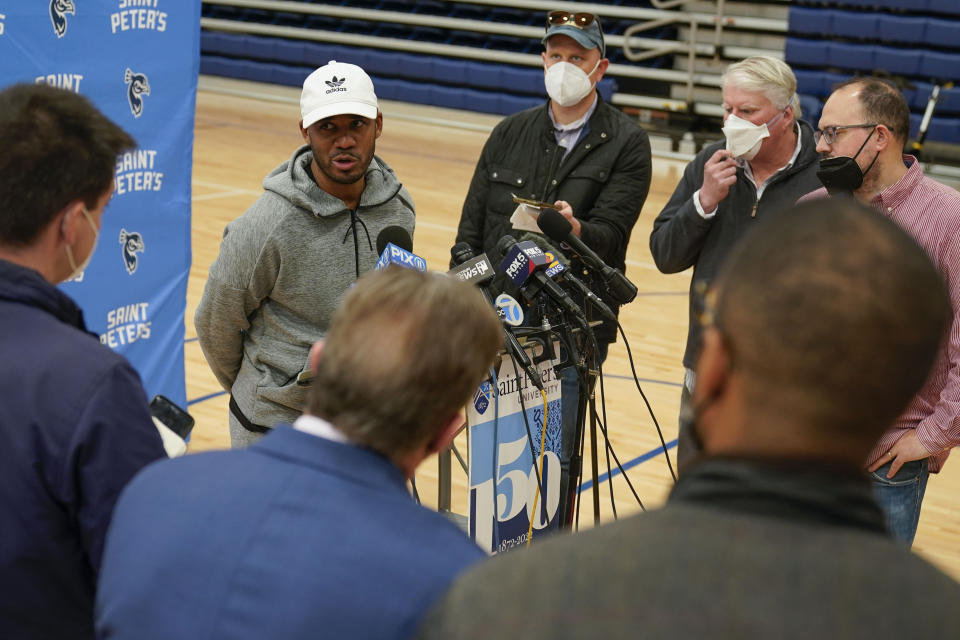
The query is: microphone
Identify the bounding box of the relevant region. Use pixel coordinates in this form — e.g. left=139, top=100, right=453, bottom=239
left=375, top=226, right=426, bottom=271
left=449, top=242, right=543, bottom=391
left=496, top=236, right=587, bottom=326
left=530, top=237, right=616, bottom=322
left=537, top=208, right=638, bottom=304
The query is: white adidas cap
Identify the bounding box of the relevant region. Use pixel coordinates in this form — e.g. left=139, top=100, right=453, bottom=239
left=301, top=60, right=378, bottom=128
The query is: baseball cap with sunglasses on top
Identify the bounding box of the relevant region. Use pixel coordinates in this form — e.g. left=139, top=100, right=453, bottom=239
left=542, top=11, right=605, bottom=58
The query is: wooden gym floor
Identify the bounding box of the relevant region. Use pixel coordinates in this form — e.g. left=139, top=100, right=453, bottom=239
left=184, top=77, right=960, bottom=579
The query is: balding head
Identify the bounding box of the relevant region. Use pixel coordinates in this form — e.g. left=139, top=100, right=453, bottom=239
left=696, top=199, right=948, bottom=461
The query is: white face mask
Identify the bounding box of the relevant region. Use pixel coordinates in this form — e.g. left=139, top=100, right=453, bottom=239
left=721, top=109, right=786, bottom=160
left=544, top=60, right=600, bottom=108
left=64, top=206, right=100, bottom=283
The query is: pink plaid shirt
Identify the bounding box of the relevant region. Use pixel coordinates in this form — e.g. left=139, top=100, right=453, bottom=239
left=805, top=156, right=960, bottom=472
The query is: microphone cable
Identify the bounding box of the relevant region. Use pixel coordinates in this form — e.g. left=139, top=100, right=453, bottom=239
left=526, top=387, right=549, bottom=548
left=489, top=365, right=501, bottom=550
left=618, top=321, right=678, bottom=484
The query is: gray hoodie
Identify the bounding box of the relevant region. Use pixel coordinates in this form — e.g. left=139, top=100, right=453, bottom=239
left=195, top=145, right=415, bottom=428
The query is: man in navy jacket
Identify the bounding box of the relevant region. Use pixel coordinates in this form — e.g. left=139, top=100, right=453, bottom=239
left=0, top=84, right=167, bottom=639
left=96, top=267, right=503, bottom=639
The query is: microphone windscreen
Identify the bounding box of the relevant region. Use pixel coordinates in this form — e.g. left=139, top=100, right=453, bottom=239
left=450, top=242, right=476, bottom=266
left=537, top=208, right=573, bottom=242
left=376, top=226, right=413, bottom=255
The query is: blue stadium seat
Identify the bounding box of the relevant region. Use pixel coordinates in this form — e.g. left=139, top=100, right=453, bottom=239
left=305, top=15, right=339, bottom=31
left=200, top=56, right=244, bottom=78
left=410, top=26, right=447, bottom=43
left=272, top=64, right=310, bottom=88
left=365, top=49, right=403, bottom=76
left=799, top=94, right=823, bottom=125
left=200, top=31, right=226, bottom=55
left=925, top=18, right=955, bottom=48
left=371, top=77, right=403, bottom=101
left=785, top=38, right=829, bottom=67
left=832, top=11, right=878, bottom=40
left=429, top=85, right=466, bottom=110
left=466, top=61, right=502, bottom=90
left=340, top=19, right=378, bottom=36
left=500, top=65, right=539, bottom=95
left=462, top=88, right=502, bottom=114
left=243, top=60, right=276, bottom=84
left=499, top=94, right=542, bottom=116
left=598, top=77, right=617, bottom=102
left=272, top=12, right=304, bottom=27
left=921, top=51, right=960, bottom=81
left=432, top=57, right=464, bottom=85
left=376, top=23, right=412, bottom=39
left=874, top=46, right=922, bottom=76
left=412, top=0, right=448, bottom=15
left=926, top=0, right=960, bottom=16
left=927, top=118, right=960, bottom=144
left=302, top=42, right=340, bottom=68
left=938, top=86, right=960, bottom=114
left=823, top=72, right=852, bottom=95
left=877, top=14, right=926, bottom=45
left=832, top=0, right=880, bottom=7
left=793, top=69, right=824, bottom=97
left=829, top=42, right=875, bottom=71
left=447, top=30, right=487, bottom=48
left=402, top=54, right=434, bottom=82
left=787, top=6, right=829, bottom=36
left=274, top=40, right=307, bottom=66
left=909, top=113, right=921, bottom=139
left=878, top=0, right=928, bottom=11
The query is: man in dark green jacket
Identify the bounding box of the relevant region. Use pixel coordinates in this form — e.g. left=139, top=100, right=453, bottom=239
left=454, top=11, right=651, bottom=351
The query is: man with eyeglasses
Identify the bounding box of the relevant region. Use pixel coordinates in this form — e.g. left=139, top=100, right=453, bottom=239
left=650, top=56, right=822, bottom=473
left=418, top=199, right=960, bottom=638
left=452, top=9, right=652, bottom=362
left=801, top=77, right=960, bottom=547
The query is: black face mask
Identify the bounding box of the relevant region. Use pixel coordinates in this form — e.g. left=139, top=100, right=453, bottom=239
left=816, top=126, right=879, bottom=195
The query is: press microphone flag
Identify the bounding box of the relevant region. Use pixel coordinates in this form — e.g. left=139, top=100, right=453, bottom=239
left=536, top=208, right=638, bottom=305
left=375, top=226, right=427, bottom=271
left=497, top=237, right=587, bottom=324
left=449, top=254, right=495, bottom=286
left=449, top=242, right=542, bottom=390
left=531, top=237, right=617, bottom=322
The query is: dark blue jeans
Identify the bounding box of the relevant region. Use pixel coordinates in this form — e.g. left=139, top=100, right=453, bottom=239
left=870, top=458, right=929, bottom=547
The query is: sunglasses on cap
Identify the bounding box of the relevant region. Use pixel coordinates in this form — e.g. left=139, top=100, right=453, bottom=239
left=546, top=11, right=598, bottom=29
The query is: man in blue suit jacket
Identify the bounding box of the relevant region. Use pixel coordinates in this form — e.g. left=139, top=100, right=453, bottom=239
left=95, top=267, right=503, bottom=639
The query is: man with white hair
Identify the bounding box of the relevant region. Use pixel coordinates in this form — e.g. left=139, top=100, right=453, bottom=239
left=195, top=60, right=415, bottom=447
left=649, top=56, right=822, bottom=471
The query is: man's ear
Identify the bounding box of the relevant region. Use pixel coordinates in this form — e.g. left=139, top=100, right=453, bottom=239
left=693, top=327, right=732, bottom=408
left=58, top=200, right=87, bottom=245
left=374, top=111, right=383, bottom=139
left=308, top=339, right=325, bottom=373
left=874, top=123, right=893, bottom=152
left=299, top=119, right=309, bottom=141
left=425, top=413, right=465, bottom=456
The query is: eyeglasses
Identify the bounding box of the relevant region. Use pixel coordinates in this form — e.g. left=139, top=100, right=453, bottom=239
left=813, top=123, right=877, bottom=145
left=546, top=11, right=598, bottom=29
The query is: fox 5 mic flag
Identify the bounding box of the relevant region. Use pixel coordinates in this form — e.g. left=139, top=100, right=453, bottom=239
left=0, top=3, right=200, bottom=408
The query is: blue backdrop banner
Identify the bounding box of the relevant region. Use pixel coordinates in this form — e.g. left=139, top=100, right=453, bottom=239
left=0, top=1, right=199, bottom=408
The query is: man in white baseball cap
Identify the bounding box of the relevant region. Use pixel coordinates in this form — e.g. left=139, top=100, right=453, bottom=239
left=196, top=60, right=416, bottom=447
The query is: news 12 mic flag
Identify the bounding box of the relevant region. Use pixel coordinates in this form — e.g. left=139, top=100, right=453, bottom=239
left=467, top=353, right=563, bottom=553
left=0, top=2, right=199, bottom=408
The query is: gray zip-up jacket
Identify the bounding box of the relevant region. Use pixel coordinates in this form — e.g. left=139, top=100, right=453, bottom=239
left=195, top=145, right=415, bottom=428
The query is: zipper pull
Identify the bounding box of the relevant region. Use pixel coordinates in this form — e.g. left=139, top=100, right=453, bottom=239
left=751, top=200, right=758, bottom=218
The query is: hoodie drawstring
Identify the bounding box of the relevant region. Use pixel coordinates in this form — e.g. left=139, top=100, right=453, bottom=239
left=341, top=210, right=373, bottom=278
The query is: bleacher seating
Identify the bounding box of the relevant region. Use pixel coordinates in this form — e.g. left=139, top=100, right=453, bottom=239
left=788, top=1, right=960, bottom=144
left=199, top=1, right=679, bottom=117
